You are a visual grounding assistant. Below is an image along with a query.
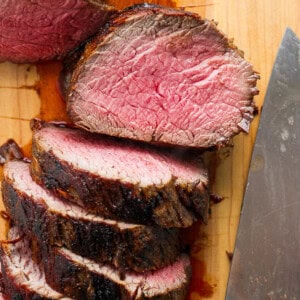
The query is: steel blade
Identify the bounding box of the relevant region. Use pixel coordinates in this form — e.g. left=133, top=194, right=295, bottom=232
left=226, top=28, right=300, bottom=299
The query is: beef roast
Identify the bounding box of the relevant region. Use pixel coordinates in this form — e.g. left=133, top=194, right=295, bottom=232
left=2, top=161, right=180, bottom=272
left=67, top=4, right=259, bottom=148
left=0, top=227, right=71, bottom=300
left=30, top=125, right=209, bottom=228
left=0, top=0, right=114, bottom=63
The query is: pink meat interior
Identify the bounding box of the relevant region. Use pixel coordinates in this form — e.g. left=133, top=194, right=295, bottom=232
left=71, top=12, right=256, bottom=146
left=35, top=126, right=206, bottom=187
left=0, top=0, right=110, bottom=62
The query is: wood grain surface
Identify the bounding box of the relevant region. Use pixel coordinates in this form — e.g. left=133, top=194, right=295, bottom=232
left=0, top=1, right=299, bottom=299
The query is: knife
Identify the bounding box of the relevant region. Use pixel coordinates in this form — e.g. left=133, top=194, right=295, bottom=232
left=226, top=28, right=300, bottom=299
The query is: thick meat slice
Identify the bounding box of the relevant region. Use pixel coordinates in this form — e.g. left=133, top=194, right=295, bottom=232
left=0, top=0, right=114, bottom=63
left=0, top=227, right=71, bottom=300
left=31, top=125, right=209, bottom=228
left=2, top=227, right=190, bottom=300
left=45, top=247, right=190, bottom=300
left=67, top=4, right=259, bottom=148
left=2, top=161, right=180, bottom=272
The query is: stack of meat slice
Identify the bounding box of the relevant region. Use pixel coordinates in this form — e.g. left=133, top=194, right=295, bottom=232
left=0, top=124, right=208, bottom=299
left=0, top=3, right=259, bottom=299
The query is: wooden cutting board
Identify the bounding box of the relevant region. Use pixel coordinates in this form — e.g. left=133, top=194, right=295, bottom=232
left=0, top=1, right=299, bottom=299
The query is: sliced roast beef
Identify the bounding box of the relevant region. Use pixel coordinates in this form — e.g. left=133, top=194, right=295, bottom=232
left=0, top=227, right=71, bottom=300
left=2, top=161, right=180, bottom=272
left=45, top=247, right=190, bottom=300
left=0, top=0, right=114, bottom=63
left=67, top=4, right=259, bottom=148
left=30, top=125, right=209, bottom=228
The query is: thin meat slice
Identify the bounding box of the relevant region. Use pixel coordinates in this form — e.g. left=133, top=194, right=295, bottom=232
left=31, top=125, right=209, bottom=228
left=2, top=161, right=180, bottom=272
left=0, top=0, right=114, bottom=63
left=67, top=4, right=259, bottom=148
left=0, top=227, right=71, bottom=300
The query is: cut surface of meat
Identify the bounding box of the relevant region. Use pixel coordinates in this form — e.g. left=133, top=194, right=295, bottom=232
left=31, top=125, right=209, bottom=228
left=67, top=4, right=259, bottom=148
left=0, top=0, right=114, bottom=63
left=2, top=161, right=180, bottom=272
left=45, top=246, right=191, bottom=300
left=0, top=227, right=71, bottom=300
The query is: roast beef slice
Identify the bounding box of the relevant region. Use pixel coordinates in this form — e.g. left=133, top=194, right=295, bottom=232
left=67, top=4, right=259, bottom=148
left=31, top=125, right=209, bottom=228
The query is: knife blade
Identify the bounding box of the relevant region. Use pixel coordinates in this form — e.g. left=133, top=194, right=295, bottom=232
left=226, top=28, right=300, bottom=299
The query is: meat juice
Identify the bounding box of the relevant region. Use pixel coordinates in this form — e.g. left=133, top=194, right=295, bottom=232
left=36, top=61, right=70, bottom=123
